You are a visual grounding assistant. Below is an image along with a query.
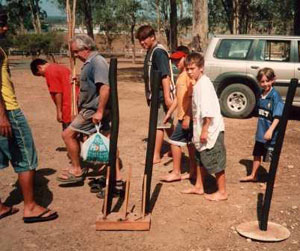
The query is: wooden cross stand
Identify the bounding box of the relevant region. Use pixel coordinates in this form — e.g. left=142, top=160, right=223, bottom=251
left=96, top=61, right=161, bottom=231
left=236, top=78, right=298, bottom=242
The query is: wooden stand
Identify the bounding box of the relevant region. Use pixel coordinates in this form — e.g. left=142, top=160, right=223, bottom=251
left=96, top=171, right=151, bottom=231
left=96, top=70, right=160, bottom=231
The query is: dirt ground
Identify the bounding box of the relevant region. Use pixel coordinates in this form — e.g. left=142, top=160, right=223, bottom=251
left=1, top=56, right=300, bottom=251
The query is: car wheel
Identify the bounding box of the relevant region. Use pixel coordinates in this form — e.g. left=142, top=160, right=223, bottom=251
left=219, top=84, right=256, bottom=118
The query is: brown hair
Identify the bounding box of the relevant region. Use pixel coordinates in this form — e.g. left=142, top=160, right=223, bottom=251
left=135, top=25, right=156, bottom=40
left=257, top=67, right=276, bottom=82
left=184, top=52, right=204, bottom=68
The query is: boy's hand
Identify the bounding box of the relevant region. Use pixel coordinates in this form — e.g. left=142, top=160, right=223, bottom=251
left=264, top=128, right=273, bottom=141
left=0, top=113, right=12, bottom=137
left=56, top=111, right=63, bottom=123
left=182, top=116, right=190, bottom=130
left=163, top=113, right=170, bottom=124
left=92, top=110, right=103, bottom=125
left=200, top=131, right=208, bottom=144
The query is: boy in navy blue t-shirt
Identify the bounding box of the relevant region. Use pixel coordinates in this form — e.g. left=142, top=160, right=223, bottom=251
left=240, top=67, right=284, bottom=182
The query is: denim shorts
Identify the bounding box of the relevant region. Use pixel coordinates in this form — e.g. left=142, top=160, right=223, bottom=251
left=195, top=132, right=226, bottom=175
left=0, top=109, right=38, bottom=173
left=169, top=120, right=193, bottom=147
left=69, top=109, right=110, bottom=135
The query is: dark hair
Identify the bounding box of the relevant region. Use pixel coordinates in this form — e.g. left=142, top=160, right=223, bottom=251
left=135, top=25, right=155, bottom=40
left=184, top=52, right=204, bottom=68
left=0, top=7, right=7, bottom=26
left=175, top=45, right=189, bottom=55
left=30, top=58, right=48, bottom=76
left=257, top=67, right=276, bottom=82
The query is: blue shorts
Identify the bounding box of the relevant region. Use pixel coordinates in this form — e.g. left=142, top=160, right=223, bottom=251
left=0, top=109, right=38, bottom=173
left=69, top=109, right=110, bottom=135
left=168, top=120, right=192, bottom=146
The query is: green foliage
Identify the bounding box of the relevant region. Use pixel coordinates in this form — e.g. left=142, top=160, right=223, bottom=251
left=12, top=32, right=65, bottom=55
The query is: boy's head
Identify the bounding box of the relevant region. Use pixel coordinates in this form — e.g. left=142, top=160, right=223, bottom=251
left=184, top=52, right=204, bottom=81
left=30, top=58, right=48, bottom=77
left=136, top=25, right=156, bottom=50
left=257, top=67, right=276, bottom=93
left=170, top=45, right=189, bottom=72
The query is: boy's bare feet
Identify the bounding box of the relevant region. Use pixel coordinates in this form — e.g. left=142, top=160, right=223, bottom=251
left=240, top=175, right=257, bottom=182
left=204, top=192, right=228, bottom=201
left=181, top=187, right=204, bottom=195
left=163, top=151, right=172, bottom=158
left=160, top=173, right=181, bottom=182
left=153, top=158, right=161, bottom=164
left=181, top=173, right=196, bottom=181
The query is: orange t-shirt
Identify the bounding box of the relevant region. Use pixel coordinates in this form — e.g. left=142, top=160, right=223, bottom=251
left=176, top=70, right=194, bottom=120
left=44, top=63, right=79, bottom=123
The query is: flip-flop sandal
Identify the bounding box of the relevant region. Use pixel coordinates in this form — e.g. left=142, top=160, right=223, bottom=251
left=23, top=209, right=58, bottom=224
left=0, top=207, right=19, bottom=220
left=56, top=171, right=86, bottom=184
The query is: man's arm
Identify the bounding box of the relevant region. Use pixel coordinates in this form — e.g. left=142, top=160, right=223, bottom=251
left=0, top=50, right=11, bottom=137
left=162, top=76, right=173, bottom=109
left=52, top=92, right=63, bottom=123
left=200, top=117, right=212, bottom=144
left=92, top=83, right=110, bottom=125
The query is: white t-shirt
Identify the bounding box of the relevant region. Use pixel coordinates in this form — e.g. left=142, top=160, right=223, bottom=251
left=192, top=74, right=225, bottom=152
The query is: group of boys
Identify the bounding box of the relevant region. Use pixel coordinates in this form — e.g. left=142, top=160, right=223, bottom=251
left=137, top=25, right=284, bottom=201
left=136, top=25, right=227, bottom=201
left=0, top=13, right=283, bottom=222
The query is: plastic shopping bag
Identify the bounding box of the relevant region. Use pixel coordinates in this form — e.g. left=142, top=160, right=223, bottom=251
left=80, top=124, right=110, bottom=164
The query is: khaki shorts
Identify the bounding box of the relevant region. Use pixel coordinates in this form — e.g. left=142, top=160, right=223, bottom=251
left=195, top=132, right=226, bottom=174
left=157, top=104, right=173, bottom=129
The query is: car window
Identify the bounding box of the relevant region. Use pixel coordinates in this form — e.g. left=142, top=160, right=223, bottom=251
left=215, top=39, right=252, bottom=59
left=254, top=40, right=290, bottom=62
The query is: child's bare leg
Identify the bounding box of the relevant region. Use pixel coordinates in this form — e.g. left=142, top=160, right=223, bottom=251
left=160, top=144, right=182, bottom=182
left=153, top=129, right=164, bottom=164
left=181, top=165, right=204, bottom=195
left=240, top=156, right=261, bottom=182
left=205, top=170, right=228, bottom=201
left=182, top=144, right=197, bottom=180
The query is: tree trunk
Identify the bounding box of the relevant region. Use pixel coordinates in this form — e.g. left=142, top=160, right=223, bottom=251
left=29, top=0, right=41, bottom=34
left=221, top=0, right=233, bottom=34
left=294, top=0, right=300, bottom=35
left=156, top=0, right=160, bottom=40
left=192, top=0, right=208, bottom=52
left=82, top=0, right=94, bottom=39
left=232, top=0, right=239, bottom=34
left=169, top=0, right=178, bottom=51
left=130, top=14, right=136, bottom=64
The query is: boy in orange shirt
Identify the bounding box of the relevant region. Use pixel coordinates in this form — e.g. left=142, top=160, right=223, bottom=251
left=161, top=46, right=196, bottom=182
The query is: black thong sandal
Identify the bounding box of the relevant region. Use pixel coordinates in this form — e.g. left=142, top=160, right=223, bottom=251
left=23, top=209, right=58, bottom=224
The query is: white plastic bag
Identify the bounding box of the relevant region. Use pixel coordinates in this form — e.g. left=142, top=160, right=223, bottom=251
left=80, top=124, right=110, bottom=163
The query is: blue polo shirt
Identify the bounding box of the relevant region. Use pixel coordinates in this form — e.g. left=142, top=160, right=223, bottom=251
left=255, top=87, right=284, bottom=145
left=79, top=52, right=109, bottom=110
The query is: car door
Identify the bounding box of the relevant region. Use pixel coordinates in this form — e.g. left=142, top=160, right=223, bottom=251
left=294, top=40, right=300, bottom=103
left=247, top=39, right=294, bottom=101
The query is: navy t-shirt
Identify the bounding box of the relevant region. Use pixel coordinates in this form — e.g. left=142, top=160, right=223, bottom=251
left=255, top=88, right=284, bottom=145
left=143, top=45, right=170, bottom=103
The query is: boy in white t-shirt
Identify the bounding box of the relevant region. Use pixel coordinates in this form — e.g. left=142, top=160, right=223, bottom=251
left=184, top=52, right=228, bottom=201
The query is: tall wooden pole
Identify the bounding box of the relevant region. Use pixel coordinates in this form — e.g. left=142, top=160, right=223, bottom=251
left=66, top=0, right=78, bottom=118
left=144, top=71, right=160, bottom=214
left=260, top=79, right=298, bottom=230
